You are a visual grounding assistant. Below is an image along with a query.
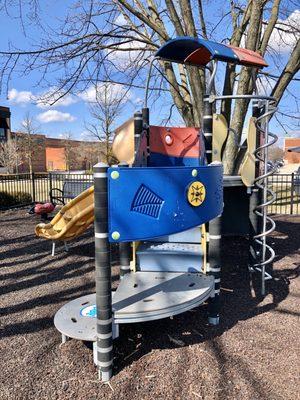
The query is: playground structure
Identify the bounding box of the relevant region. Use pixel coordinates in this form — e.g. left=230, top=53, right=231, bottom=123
left=39, top=36, right=278, bottom=381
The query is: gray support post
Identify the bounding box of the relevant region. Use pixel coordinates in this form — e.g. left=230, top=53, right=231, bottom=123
left=134, top=111, right=143, bottom=165
left=249, top=101, right=262, bottom=270
left=142, top=107, right=150, bottom=166
left=94, top=163, right=113, bottom=382
left=204, top=94, right=222, bottom=325
left=119, top=242, right=131, bottom=278
left=208, top=215, right=222, bottom=325
left=51, top=241, right=56, bottom=257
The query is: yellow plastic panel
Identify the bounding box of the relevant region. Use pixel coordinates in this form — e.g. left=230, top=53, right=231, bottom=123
left=35, top=186, right=94, bottom=242
left=112, top=119, right=135, bottom=164
left=239, top=117, right=257, bottom=187
left=212, top=114, right=228, bottom=162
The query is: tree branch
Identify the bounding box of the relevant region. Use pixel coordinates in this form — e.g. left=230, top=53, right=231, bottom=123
left=271, top=38, right=300, bottom=104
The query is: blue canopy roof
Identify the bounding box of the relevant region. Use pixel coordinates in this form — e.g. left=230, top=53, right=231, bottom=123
left=155, top=37, right=238, bottom=65
left=155, top=36, right=267, bottom=68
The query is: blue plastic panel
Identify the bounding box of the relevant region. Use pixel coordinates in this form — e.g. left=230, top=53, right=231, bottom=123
left=155, top=36, right=238, bottom=65
left=149, top=152, right=203, bottom=167
left=155, top=37, right=203, bottom=63
left=108, top=165, right=223, bottom=242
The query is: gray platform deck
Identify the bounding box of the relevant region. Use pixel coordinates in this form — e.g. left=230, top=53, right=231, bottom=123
left=54, top=271, right=214, bottom=341
left=113, top=271, right=213, bottom=323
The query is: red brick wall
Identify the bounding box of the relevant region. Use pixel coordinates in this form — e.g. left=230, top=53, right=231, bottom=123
left=284, top=138, right=300, bottom=164
left=46, top=147, right=66, bottom=170
left=11, top=132, right=104, bottom=172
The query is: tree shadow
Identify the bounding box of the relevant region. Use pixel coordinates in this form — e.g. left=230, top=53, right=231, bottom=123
left=1, top=213, right=298, bottom=400
left=112, top=217, right=299, bottom=374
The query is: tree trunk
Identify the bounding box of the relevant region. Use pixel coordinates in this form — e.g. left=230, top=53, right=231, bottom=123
left=223, top=0, right=264, bottom=174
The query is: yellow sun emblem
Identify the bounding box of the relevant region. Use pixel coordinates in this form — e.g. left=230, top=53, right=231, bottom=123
left=187, top=181, right=206, bottom=207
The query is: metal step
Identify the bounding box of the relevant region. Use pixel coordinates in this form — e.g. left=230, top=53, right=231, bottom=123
left=137, top=242, right=203, bottom=272
left=151, top=226, right=201, bottom=243
left=54, top=271, right=214, bottom=340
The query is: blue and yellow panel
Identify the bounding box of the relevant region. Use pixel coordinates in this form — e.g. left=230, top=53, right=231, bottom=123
left=155, top=36, right=268, bottom=68
left=108, top=165, right=223, bottom=242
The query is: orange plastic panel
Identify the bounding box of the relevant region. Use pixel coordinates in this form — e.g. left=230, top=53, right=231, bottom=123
left=184, top=47, right=212, bottom=66
left=149, top=126, right=200, bottom=158
left=228, top=45, right=268, bottom=68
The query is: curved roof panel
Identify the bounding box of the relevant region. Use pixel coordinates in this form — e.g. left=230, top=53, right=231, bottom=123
left=155, top=36, right=268, bottom=68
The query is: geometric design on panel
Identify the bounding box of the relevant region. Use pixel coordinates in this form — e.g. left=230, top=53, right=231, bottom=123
left=131, top=184, right=164, bottom=219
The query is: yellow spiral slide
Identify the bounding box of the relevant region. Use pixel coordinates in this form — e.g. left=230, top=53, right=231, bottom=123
left=35, top=186, right=95, bottom=245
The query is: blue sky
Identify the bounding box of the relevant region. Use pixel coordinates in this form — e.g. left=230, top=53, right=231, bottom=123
left=0, top=1, right=299, bottom=146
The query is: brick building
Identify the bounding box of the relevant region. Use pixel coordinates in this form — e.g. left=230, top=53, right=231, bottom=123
left=284, top=137, right=300, bottom=164
left=13, top=132, right=104, bottom=173
left=0, top=106, right=104, bottom=173
left=0, top=106, right=11, bottom=142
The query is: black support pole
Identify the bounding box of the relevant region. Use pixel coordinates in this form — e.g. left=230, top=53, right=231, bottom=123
left=203, top=96, right=213, bottom=164
left=117, top=163, right=132, bottom=279
left=142, top=107, right=150, bottom=166
left=134, top=111, right=143, bottom=165
left=94, top=163, right=113, bottom=382
left=204, top=94, right=222, bottom=325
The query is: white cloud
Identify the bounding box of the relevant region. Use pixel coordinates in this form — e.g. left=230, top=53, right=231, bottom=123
left=134, top=96, right=143, bottom=105
left=8, top=87, right=78, bottom=109
left=36, top=88, right=78, bottom=109
left=78, top=83, right=131, bottom=104
left=36, top=110, right=76, bottom=123
left=268, top=10, right=300, bottom=52
left=108, top=40, right=147, bottom=70
left=8, top=88, right=35, bottom=105
left=256, top=75, right=274, bottom=95
left=115, top=14, right=127, bottom=26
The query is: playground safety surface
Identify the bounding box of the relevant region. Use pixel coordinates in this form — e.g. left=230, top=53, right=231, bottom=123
left=0, top=209, right=299, bottom=400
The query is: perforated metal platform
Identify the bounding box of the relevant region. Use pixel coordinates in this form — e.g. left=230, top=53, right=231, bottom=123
left=54, top=271, right=214, bottom=341
left=113, top=271, right=213, bottom=323
left=54, top=293, right=104, bottom=342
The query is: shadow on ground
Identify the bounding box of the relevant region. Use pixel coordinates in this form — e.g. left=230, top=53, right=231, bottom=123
left=0, top=210, right=299, bottom=400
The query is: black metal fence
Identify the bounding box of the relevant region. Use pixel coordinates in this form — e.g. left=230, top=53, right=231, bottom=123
left=0, top=171, right=299, bottom=214
left=0, top=172, right=93, bottom=210
left=268, top=173, right=300, bottom=215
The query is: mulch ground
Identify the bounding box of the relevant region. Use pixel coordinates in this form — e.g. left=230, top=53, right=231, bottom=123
left=0, top=209, right=299, bottom=400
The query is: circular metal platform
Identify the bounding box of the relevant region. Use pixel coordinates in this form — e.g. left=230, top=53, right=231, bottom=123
left=54, top=293, right=99, bottom=341
left=54, top=271, right=214, bottom=341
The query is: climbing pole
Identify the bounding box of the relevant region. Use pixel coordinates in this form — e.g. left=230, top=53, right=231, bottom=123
left=252, top=99, right=278, bottom=295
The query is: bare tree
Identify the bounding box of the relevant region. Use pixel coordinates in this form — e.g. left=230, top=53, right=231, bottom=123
left=0, top=138, right=20, bottom=173
left=17, top=113, right=41, bottom=174
left=269, top=145, right=284, bottom=161
left=0, top=1, right=299, bottom=173
left=77, top=140, right=102, bottom=171
left=61, top=132, right=77, bottom=171
left=85, top=82, right=126, bottom=164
